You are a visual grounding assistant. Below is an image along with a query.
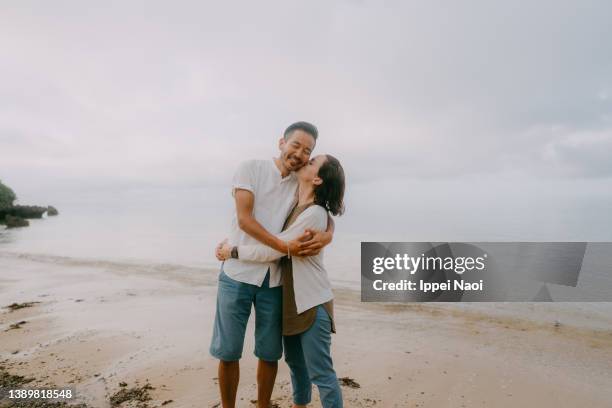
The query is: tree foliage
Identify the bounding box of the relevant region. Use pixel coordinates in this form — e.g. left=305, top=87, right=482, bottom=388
left=0, top=179, right=17, bottom=209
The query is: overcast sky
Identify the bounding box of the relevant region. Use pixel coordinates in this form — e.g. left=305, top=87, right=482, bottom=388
left=2, top=1, right=612, bottom=239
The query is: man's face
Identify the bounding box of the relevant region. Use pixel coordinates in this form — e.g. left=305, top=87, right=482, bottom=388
left=278, top=130, right=316, bottom=172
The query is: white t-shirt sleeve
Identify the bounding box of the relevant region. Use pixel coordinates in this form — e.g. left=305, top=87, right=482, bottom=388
left=232, top=160, right=256, bottom=196
left=238, top=206, right=328, bottom=262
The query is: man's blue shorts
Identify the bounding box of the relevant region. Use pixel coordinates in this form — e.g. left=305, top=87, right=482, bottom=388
left=209, top=266, right=283, bottom=362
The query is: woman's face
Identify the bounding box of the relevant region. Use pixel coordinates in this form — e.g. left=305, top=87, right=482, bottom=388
left=297, top=154, right=327, bottom=185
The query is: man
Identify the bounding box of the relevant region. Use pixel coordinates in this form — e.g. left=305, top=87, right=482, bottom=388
left=210, top=121, right=334, bottom=408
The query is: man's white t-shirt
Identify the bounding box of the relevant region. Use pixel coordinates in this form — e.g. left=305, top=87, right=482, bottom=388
left=222, top=158, right=298, bottom=287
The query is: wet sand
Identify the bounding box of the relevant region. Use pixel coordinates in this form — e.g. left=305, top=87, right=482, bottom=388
left=1, top=251, right=611, bottom=407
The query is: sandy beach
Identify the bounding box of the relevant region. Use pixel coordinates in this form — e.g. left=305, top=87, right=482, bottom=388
left=1, top=250, right=611, bottom=407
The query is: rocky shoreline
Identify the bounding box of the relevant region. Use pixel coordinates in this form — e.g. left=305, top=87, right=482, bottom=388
left=0, top=206, right=59, bottom=228
left=0, top=180, right=59, bottom=228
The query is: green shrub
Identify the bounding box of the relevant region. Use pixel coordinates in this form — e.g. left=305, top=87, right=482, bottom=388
left=0, top=179, right=17, bottom=209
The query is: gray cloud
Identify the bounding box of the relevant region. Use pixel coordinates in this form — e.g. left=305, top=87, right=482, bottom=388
left=2, top=0, right=612, bottom=201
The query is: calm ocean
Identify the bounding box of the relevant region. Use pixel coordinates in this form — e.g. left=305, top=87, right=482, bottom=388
left=1, top=184, right=611, bottom=330
left=2, top=182, right=612, bottom=286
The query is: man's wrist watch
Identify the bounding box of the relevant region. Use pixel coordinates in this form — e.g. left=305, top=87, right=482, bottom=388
left=230, top=246, right=239, bottom=259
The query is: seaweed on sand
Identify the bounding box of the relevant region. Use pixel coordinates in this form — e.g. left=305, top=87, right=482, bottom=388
left=109, top=382, right=155, bottom=407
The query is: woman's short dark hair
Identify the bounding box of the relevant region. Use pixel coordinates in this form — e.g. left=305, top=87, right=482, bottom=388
left=284, top=121, right=318, bottom=141
left=314, top=155, right=345, bottom=216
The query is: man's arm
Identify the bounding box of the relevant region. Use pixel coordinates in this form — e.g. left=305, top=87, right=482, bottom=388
left=297, top=213, right=334, bottom=256
left=234, top=189, right=294, bottom=252
left=218, top=206, right=327, bottom=262
left=217, top=208, right=328, bottom=262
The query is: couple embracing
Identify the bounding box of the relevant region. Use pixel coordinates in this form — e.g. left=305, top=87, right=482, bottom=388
left=210, top=121, right=345, bottom=408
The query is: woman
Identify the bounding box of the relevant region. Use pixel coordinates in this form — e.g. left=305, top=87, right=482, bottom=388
left=218, top=154, right=345, bottom=408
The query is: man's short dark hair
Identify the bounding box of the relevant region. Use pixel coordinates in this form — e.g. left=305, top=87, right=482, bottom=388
left=283, top=121, right=318, bottom=141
